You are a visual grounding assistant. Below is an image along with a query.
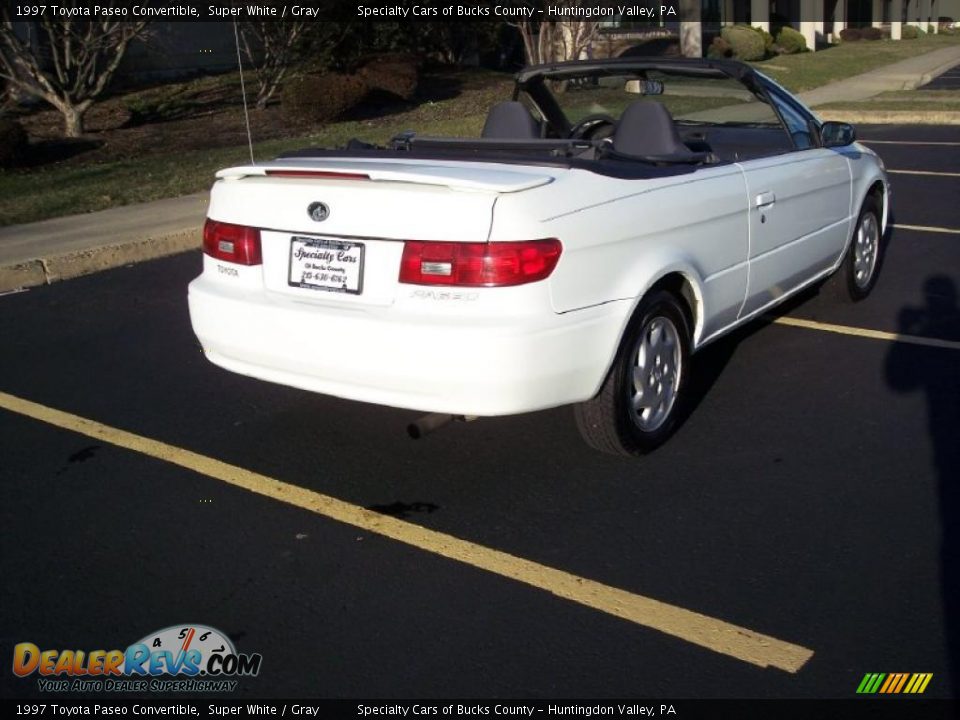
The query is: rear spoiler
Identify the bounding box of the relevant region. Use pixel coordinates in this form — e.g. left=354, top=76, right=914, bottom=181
left=216, top=159, right=554, bottom=193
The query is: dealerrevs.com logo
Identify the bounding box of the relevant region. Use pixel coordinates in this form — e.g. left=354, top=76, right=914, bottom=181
left=12, top=625, right=262, bottom=693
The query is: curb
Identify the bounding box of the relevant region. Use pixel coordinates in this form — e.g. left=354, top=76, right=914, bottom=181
left=0, top=228, right=201, bottom=294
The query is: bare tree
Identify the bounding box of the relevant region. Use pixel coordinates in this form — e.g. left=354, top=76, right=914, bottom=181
left=0, top=9, right=149, bottom=137
left=238, top=19, right=358, bottom=110
left=513, top=1, right=601, bottom=67
left=238, top=20, right=310, bottom=110
left=517, top=21, right=601, bottom=66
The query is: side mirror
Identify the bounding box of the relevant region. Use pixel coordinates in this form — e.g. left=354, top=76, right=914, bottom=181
left=820, top=121, right=856, bottom=148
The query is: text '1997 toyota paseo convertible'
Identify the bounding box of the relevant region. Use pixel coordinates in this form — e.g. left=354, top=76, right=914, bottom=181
left=188, top=57, right=889, bottom=455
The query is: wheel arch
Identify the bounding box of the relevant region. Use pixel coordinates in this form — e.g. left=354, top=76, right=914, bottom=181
left=623, top=265, right=704, bottom=348
left=646, top=271, right=701, bottom=342
left=837, top=174, right=887, bottom=270
left=590, top=265, right=705, bottom=400
left=574, top=268, right=699, bottom=455
left=854, top=172, right=888, bottom=236
left=867, top=179, right=888, bottom=233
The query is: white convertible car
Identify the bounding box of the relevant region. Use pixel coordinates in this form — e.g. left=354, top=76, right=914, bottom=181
left=188, top=58, right=889, bottom=455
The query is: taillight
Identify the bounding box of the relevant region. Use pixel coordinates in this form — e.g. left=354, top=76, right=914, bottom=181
left=399, top=239, right=562, bottom=287
left=202, top=220, right=262, bottom=266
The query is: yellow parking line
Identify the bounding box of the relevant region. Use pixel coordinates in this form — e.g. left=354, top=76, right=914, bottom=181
left=0, top=389, right=814, bottom=674
left=893, top=223, right=960, bottom=235
left=774, top=317, right=960, bottom=351
left=887, top=169, right=960, bottom=178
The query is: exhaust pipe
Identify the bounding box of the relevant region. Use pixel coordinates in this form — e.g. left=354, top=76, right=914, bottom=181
left=407, top=413, right=476, bottom=439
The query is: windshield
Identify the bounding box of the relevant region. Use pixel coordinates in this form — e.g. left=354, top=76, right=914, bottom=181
left=523, top=69, right=782, bottom=130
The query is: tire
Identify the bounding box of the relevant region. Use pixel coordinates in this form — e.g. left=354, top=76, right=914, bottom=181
left=574, top=290, right=691, bottom=456
left=830, top=196, right=883, bottom=302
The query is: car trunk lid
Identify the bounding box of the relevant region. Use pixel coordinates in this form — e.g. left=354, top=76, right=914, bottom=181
left=208, top=158, right=555, bottom=307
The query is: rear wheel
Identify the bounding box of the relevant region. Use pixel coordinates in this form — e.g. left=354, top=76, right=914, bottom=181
left=574, top=290, right=691, bottom=456
left=830, top=196, right=883, bottom=302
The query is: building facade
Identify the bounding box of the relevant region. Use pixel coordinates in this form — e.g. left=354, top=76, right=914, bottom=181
left=600, top=0, right=959, bottom=56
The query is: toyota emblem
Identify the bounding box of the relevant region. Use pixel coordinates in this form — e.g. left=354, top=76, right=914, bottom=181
left=307, top=202, right=330, bottom=222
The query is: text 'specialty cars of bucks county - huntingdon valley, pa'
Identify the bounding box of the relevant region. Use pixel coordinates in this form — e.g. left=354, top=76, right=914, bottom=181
left=187, top=57, right=890, bottom=456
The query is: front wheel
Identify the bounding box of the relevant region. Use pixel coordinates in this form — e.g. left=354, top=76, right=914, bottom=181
left=574, top=290, right=691, bottom=456
left=830, top=196, right=883, bottom=302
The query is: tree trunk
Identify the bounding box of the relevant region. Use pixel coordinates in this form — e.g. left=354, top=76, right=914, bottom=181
left=61, top=104, right=85, bottom=138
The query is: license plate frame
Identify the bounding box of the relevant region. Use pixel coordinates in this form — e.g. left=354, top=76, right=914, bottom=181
left=288, top=236, right=365, bottom=295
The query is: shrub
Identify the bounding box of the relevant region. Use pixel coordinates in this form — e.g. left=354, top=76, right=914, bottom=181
left=749, top=25, right=775, bottom=53
left=282, top=73, right=368, bottom=124
left=927, top=24, right=936, bottom=33
left=721, top=25, right=766, bottom=61
left=776, top=26, right=808, bottom=54
left=839, top=27, right=862, bottom=41
left=123, top=90, right=194, bottom=125
left=860, top=26, right=884, bottom=40
left=902, top=24, right=919, bottom=38
left=707, top=36, right=733, bottom=58
left=357, top=53, right=419, bottom=102
left=0, top=116, right=27, bottom=167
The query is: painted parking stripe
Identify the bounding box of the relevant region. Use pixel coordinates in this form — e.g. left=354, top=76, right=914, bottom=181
left=859, top=140, right=960, bottom=146
left=774, top=317, right=960, bottom=351
left=887, top=169, right=960, bottom=178
left=892, top=223, right=960, bottom=235
left=0, top=390, right=814, bottom=674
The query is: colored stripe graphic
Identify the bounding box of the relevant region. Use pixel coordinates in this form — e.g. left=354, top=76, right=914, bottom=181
left=856, top=674, right=873, bottom=693
left=892, top=673, right=909, bottom=693
left=869, top=673, right=886, bottom=693
left=879, top=674, right=895, bottom=693
left=857, top=673, right=933, bottom=694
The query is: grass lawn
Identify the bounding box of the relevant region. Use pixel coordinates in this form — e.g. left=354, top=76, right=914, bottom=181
left=0, top=69, right=506, bottom=227
left=752, top=33, right=960, bottom=92
left=0, top=116, right=487, bottom=227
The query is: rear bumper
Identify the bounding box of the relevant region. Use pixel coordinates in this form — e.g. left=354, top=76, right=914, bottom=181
left=188, top=277, right=628, bottom=416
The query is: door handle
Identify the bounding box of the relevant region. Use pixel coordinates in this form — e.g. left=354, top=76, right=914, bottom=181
left=755, top=191, right=776, bottom=208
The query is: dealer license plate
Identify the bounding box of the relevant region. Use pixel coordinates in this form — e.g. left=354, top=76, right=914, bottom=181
left=288, top=236, right=364, bottom=294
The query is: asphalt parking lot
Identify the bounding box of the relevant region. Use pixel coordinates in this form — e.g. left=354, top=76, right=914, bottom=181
left=921, top=64, right=960, bottom=90
left=1, top=124, right=958, bottom=702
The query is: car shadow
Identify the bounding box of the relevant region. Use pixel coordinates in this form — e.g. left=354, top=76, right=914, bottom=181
left=677, top=286, right=820, bottom=434
left=883, top=275, right=960, bottom=697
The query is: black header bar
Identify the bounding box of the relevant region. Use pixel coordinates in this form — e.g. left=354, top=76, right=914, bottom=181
left=3, top=699, right=959, bottom=720
left=0, top=0, right=690, bottom=23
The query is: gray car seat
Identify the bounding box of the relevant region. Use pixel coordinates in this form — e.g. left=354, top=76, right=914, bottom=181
left=611, top=101, right=706, bottom=163
left=481, top=101, right=540, bottom=139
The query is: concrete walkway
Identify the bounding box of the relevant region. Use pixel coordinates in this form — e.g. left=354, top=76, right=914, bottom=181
left=1, top=44, right=959, bottom=294
left=797, top=44, right=960, bottom=107
left=0, top=193, right=207, bottom=291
